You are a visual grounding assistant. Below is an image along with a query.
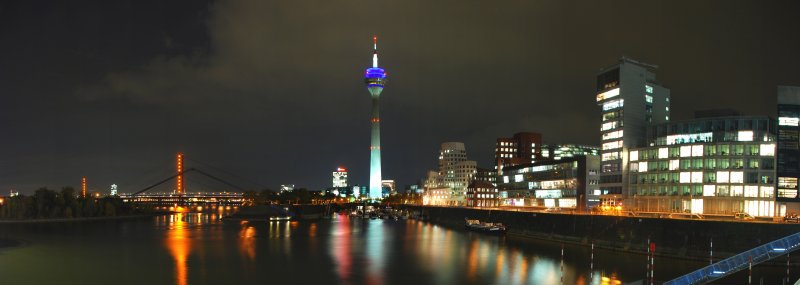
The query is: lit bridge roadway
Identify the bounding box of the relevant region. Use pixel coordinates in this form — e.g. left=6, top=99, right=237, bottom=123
left=120, top=192, right=244, bottom=211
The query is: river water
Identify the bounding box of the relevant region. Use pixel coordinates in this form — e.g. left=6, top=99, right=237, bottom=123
left=0, top=212, right=790, bottom=285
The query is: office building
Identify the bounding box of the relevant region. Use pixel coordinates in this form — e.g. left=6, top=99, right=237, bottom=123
left=777, top=86, right=800, bottom=213
left=596, top=57, right=670, bottom=197
left=495, top=132, right=543, bottom=174
left=497, top=155, right=600, bottom=210
left=541, top=144, right=600, bottom=160
left=627, top=115, right=777, bottom=216
left=332, top=167, right=348, bottom=188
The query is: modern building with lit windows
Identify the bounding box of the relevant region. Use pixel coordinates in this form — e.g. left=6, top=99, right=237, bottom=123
left=466, top=181, right=498, bottom=207
left=422, top=142, right=477, bottom=205
left=596, top=57, right=671, bottom=197
left=497, top=155, right=600, bottom=210
left=495, top=132, right=543, bottom=175
left=777, top=86, right=800, bottom=214
left=626, top=115, right=777, bottom=216
left=541, top=144, right=600, bottom=161
left=332, top=167, right=348, bottom=187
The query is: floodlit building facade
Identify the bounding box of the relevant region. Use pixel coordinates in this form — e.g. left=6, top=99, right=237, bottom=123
left=422, top=142, right=477, bottom=205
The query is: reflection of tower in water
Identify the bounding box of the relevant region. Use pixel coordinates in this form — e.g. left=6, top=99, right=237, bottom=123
left=165, top=213, right=191, bottom=285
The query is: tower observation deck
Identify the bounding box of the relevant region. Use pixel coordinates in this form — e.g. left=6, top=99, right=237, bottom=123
left=365, top=36, right=387, bottom=199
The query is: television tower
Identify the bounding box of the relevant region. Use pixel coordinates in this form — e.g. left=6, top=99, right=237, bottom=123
left=365, top=36, right=387, bottom=199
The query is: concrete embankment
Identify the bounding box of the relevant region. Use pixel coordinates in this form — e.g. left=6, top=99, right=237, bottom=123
left=406, top=205, right=800, bottom=261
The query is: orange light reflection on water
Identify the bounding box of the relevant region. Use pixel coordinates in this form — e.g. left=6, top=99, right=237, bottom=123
left=165, top=213, right=191, bottom=285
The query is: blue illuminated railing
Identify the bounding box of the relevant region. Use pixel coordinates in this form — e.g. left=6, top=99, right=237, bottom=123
left=664, top=231, right=800, bottom=285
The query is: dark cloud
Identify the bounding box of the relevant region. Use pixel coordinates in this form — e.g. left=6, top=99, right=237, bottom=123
left=1, top=0, right=799, bottom=194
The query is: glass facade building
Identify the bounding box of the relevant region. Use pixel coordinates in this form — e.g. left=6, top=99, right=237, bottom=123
left=627, top=116, right=777, bottom=216
left=497, top=156, right=600, bottom=210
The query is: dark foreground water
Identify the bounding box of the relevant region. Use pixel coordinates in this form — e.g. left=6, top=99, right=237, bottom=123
left=0, top=212, right=791, bottom=285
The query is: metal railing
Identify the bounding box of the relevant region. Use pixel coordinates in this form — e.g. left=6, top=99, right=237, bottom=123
left=664, top=231, right=800, bottom=285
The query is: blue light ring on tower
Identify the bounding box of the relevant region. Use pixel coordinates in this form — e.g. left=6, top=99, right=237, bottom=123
left=365, top=67, right=387, bottom=78
left=365, top=67, right=387, bottom=87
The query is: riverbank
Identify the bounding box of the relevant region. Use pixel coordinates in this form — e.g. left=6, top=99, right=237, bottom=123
left=406, top=205, right=800, bottom=262
left=0, top=214, right=163, bottom=224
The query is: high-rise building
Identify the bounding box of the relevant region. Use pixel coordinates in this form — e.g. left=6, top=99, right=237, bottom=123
left=495, top=132, right=543, bottom=174
left=596, top=57, right=670, bottom=197
left=110, top=184, right=118, bottom=196
left=365, top=36, right=387, bottom=200
left=777, top=86, right=800, bottom=211
left=332, top=167, right=348, bottom=188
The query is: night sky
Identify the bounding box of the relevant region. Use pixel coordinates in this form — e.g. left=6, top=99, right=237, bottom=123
left=2, top=1, right=799, bottom=194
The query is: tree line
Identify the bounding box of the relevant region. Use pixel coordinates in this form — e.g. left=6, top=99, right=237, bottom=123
left=0, top=187, right=137, bottom=219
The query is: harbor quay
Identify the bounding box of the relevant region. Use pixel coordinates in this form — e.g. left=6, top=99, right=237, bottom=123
left=405, top=205, right=800, bottom=261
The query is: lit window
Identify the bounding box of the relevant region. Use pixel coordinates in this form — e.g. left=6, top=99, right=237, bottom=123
left=738, top=131, right=754, bottom=142
left=680, top=146, right=692, bottom=157
left=779, top=117, right=800, bottom=126
left=602, top=99, right=624, bottom=111
left=716, top=171, right=729, bottom=183
left=629, top=151, right=639, bottom=162
left=645, top=85, right=653, bottom=93
left=760, top=144, right=775, bottom=156
left=601, top=121, right=618, bottom=131
left=602, top=141, right=622, bottom=150
left=703, top=185, right=716, bottom=196
left=658, top=148, right=668, bottom=159
left=645, top=94, right=653, bottom=103
left=669, top=159, right=680, bottom=170
left=691, top=145, right=704, bottom=157
left=602, top=152, right=620, bottom=161
left=730, top=172, right=744, bottom=183
left=602, top=130, right=624, bottom=140
left=503, top=176, right=509, bottom=183
left=639, top=162, right=648, bottom=172
left=691, top=172, right=703, bottom=183
left=596, top=88, right=620, bottom=102
left=630, top=162, right=639, bottom=172
left=514, top=174, right=523, bottom=183
left=744, top=185, right=759, bottom=197
left=680, top=172, right=690, bottom=183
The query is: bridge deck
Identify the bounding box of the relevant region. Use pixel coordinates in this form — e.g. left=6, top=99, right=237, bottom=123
left=664, top=231, right=800, bottom=285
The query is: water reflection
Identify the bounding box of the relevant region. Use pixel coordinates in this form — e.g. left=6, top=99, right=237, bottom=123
left=239, top=221, right=256, bottom=261
left=164, top=213, right=192, bottom=285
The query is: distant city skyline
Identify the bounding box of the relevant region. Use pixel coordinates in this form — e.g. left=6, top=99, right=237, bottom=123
left=1, top=1, right=799, bottom=193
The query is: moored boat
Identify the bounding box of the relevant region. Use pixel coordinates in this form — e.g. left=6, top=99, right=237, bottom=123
left=465, top=219, right=507, bottom=234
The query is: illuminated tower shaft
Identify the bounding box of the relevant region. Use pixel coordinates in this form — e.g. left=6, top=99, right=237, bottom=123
left=82, top=177, right=87, bottom=198
left=176, top=152, right=184, bottom=195
left=365, top=36, right=387, bottom=199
